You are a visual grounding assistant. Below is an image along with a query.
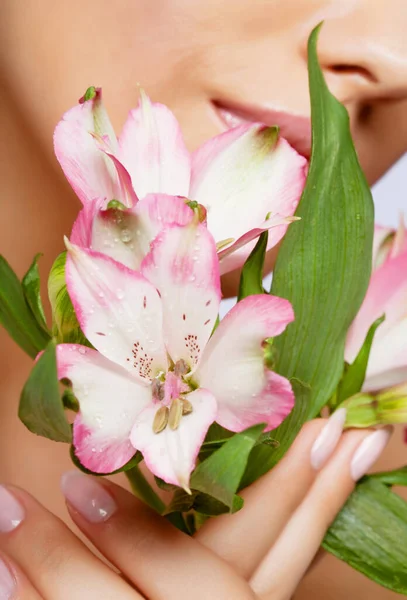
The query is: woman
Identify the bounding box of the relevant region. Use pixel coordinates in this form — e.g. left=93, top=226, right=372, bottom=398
left=0, top=1, right=406, bottom=597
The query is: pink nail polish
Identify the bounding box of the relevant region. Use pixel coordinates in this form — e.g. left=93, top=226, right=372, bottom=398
left=0, top=487, right=25, bottom=533
left=0, top=559, right=16, bottom=600
left=61, top=471, right=117, bottom=523
left=350, top=427, right=392, bottom=481
left=310, top=408, right=347, bottom=470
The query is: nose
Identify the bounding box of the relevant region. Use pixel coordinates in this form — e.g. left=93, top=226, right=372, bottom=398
left=312, top=2, right=407, bottom=105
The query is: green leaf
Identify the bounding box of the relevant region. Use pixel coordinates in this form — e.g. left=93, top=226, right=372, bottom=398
left=48, top=252, right=91, bottom=346
left=22, top=253, right=49, bottom=333
left=70, top=446, right=143, bottom=476
left=368, top=467, right=407, bottom=487
left=262, top=23, right=374, bottom=467
left=190, top=424, right=264, bottom=510
left=164, top=489, right=244, bottom=517
left=324, top=479, right=407, bottom=594
left=237, top=231, right=268, bottom=301
left=19, top=340, right=71, bottom=442
left=0, top=255, right=51, bottom=358
left=336, top=315, right=385, bottom=404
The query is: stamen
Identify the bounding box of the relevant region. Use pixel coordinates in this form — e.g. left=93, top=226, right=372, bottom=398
left=168, top=398, right=183, bottom=430
left=152, top=406, right=169, bottom=434
left=174, top=359, right=189, bottom=377
left=181, top=398, right=193, bottom=416
left=152, top=379, right=165, bottom=401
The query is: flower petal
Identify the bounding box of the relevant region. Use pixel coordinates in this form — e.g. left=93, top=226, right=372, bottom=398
left=54, top=89, right=119, bottom=206
left=70, top=197, right=105, bottom=247
left=141, top=223, right=221, bottom=370
left=195, top=294, right=295, bottom=432
left=190, top=125, right=307, bottom=273
left=57, top=344, right=151, bottom=473
left=118, top=91, right=191, bottom=199
left=90, top=194, right=195, bottom=270
left=65, top=241, right=168, bottom=381
left=217, top=214, right=300, bottom=274
left=130, top=388, right=217, bottom=489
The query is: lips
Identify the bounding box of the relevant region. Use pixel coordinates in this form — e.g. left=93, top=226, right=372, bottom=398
left=212, top=100, right=311, bottom=160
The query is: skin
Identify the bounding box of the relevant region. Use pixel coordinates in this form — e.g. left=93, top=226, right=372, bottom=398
left=0, top=0, right=407, bottom=597
left=0, top=421, right=393, bottom=599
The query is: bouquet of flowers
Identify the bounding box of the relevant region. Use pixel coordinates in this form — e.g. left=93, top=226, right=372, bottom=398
left=2, top=25, right=407, bottom=593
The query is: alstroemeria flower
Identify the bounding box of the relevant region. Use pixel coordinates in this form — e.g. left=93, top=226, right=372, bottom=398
left=372, top=217, right=407, bottom=269
left=345, top=218, right=407, bottom=392
left=58, top=220, right=295, bottom=488
left=54, top=87, right=307, bottom=274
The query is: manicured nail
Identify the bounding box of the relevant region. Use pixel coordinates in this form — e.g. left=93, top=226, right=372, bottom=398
left=310, top=408, right=347, bottom=470
left=61, top=471, right=117, bottom=523
left=0, top=487, right=25, bottom=533
left=0, top=559, right=16, bottom=599
left=350, top=427, right=392, bottom=481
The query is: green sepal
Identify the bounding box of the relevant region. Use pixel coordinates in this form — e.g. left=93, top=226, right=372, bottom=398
left=19, top=340, right=72, bottom=442
left=0, top=255, right=51, bottom=358
left=70, top=446, right=143, bottom=476
left=336, top=315, right=385, bottom=405
left=48, top=252, right=92, bottom=347
left=237, top=231, right=268, bottom=301
left=190, top=424, right=264, bottom=510
left=22, top=253, right=49, bottom=334
left=106, top=199, right=127, bottom=211
left=163, top=488, right=244, bottom=517
left=83, top=86, right=97, bottom=102
left=324, top=478, right=407, bottom=594
left=62, top=388, right=79, bottom=413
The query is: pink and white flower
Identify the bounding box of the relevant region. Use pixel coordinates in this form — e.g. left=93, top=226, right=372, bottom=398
left=54, top=88, right=307, bottom=274
left=345, top=217, right=407, bottom=391
left=58, top=219, right=295, bottom=488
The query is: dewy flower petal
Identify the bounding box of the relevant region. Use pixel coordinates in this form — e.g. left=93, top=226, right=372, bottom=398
left=130, top=388, right=217, bottom=490
left=118, top=90, right=191, bottom=199
left=57, top=344, right=151, bottom=473
left=190, top=124, right=307, bottom=272
left=195, top=294, right=295, bottom=432
left=346, top=248, right=407, bottom=391
left=65, top=240, right=168, bottom=382
left=141, top=222, right=221, bottom=371
left=89, top=194, right=195, bottom=271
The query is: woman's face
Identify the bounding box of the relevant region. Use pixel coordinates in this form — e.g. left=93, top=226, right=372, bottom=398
left=2, top=0, right=407, bottom=186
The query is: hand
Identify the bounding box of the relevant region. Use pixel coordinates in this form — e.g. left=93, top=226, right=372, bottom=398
left=0, top=416, right=391, bottom=600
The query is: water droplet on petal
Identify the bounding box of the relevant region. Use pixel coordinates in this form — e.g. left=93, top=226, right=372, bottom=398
left=116, top=289, right=125, bottom=300
left=78, top=347, right=86, bottom=355
left=120, top=229, right=133, bottom=243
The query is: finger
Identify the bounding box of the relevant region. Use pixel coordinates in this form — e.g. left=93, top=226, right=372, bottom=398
left=0, top=485, right=142, bottom=600
left=197, top=412, right=346, bottom=577
left=251, top=427, right=392, bottom=600
left=0, top=552, right=43, bottom=599
left=61, top=471, right=256, bottom=600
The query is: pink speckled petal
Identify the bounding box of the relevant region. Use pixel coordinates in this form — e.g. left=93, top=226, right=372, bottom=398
left=141, top=223, right=221, bottom=370
left=195, top=294, right=295, bottom=432
left=57, top=344, right=151, bottom=473
left=65, top=241, right=167, bottom=382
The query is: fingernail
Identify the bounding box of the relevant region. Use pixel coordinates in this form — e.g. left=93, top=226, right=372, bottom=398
left=61, top=471, right=117, bottom=523
left=310, top=408, right=347, bottom=470
left=350, top=427, right=392, bottom=481
left=0, top=487, right=25, bottom=533
left=0, top=559, right=16, bottom=599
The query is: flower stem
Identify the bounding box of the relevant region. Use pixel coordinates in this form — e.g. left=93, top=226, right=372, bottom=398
left=125, top=465, right=190, bottom=534
left=125, top=465, right=165, bottom=514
